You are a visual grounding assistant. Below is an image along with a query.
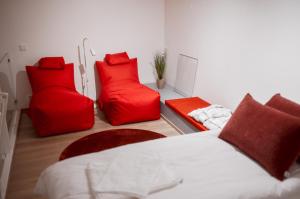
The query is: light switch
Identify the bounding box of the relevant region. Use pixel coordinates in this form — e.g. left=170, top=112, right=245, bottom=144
left=18, top=44, right=27, bottom=52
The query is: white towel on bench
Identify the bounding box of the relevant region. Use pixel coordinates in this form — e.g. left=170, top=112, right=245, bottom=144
left=203, top=116, right=231, bottom=130
left=188, top=104, right=232, bottom=130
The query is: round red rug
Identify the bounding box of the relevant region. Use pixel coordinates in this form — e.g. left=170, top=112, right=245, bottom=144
left=59, top=129, right=166, bottom=161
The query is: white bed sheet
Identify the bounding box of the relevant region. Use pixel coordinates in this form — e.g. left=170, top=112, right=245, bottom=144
left=35, top=131, right=300, bottom=199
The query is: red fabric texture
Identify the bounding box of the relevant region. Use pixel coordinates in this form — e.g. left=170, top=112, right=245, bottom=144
left=97, top=59, right=139, bottom=85
left=59, top=129, right=166, bottom=160
left=26, top=59, right=94, bottom=137
left=26, top=64, right=76, bottom=93
left=29, top=88, right=94, bottom=136
left=105, top=52, right=130, bottom=65
left=219, top=94, right=300, bottom=180
left=165, top=97, right=210, bottom=131
left=266, top=94, right=300, bottom=117
left=96, top=52, right=160, bottom=125
left=266, top=94, right=300, bottom=162
left=99, top=81, right=160, bottom=125
left=39, top=57, right=65, bottom=69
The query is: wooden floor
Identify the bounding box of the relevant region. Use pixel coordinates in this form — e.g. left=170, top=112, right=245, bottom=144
left=6, top=111, right=180, bottom=199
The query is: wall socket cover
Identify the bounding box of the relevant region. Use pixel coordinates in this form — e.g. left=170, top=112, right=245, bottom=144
left=18, top=44, right=27, bottom=52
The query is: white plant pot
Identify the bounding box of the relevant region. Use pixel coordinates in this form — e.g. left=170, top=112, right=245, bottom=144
left=156, top=79, right=165, bottom=89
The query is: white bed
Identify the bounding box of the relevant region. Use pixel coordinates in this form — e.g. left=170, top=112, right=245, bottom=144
left=35, top=130, right=300, bottom=199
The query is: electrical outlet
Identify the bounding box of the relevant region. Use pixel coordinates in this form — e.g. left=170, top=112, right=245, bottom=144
left=18, top=44, right=27, bottom=52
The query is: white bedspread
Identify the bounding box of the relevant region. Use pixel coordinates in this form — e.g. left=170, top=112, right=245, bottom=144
left=35, top=131, right=300, bottom=199
left=86, top=152, right=182, bottom=198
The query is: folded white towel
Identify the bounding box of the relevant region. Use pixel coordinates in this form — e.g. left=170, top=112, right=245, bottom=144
left=86, top=152, right=183, bottom=199
left=188, top=104, right=232, bottom=130
left=204, top=116, right=231, bottom=130
left=204, top=105, right=231, bottom=118
left=188, top=104, right=231, bottom=123
left=188, top=109, right=208, bottom=123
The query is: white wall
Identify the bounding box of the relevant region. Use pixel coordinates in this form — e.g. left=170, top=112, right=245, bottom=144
left=165, top=0, right=300, bottom=109
left=0, top=0, right=165, bottom=109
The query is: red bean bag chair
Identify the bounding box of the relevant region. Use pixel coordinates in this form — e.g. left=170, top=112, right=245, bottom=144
left=26, top=57, right=94, bottom=137
left=96, top=52, right=160, bottom=125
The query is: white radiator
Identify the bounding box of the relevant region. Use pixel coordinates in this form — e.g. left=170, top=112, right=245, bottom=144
left=0, top=92, right=9, bottom=199
left=174, top=54, right=198, bottom=97
left=0, top=92, right=20, bottom=199
left=0, top=53, right=20, bottom=199
left=0, top=93, right=9, bottom=154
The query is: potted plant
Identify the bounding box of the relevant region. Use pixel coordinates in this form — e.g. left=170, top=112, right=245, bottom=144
left=154, top=52, right=166, bottom=89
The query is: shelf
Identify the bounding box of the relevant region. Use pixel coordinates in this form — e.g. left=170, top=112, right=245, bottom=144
left=144, top=83, right=185, bottom=103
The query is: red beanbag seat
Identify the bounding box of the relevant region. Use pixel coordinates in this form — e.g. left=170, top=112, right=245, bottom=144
left=101, top=81, right=160, bottom=125
left=96, top=52, right=160, bottom=125
left=26, top=57, right=94, bottom=136
left=29, top=88, right=94, bottom=136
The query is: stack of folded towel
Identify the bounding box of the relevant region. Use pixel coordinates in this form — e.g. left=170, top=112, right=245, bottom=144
left=86, top=152, right=183, bottom=198
left=188, top=104, right=232, bottom=130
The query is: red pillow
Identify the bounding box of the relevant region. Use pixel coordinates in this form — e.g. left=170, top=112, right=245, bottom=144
left=105, top=52, right=130, bottom=65
left=96, top=58, right=139, bottom=86
left=219, top=94, right=300, bottom=180
left=39, top=57, right=65, bottom=69
left=26, top=63, right=76, bottom=93
left=266, top=93, right=300, bottom=162
left=266, top=94, right=300, bottom=117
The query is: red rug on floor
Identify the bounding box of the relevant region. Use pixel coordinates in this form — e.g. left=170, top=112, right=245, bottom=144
left=59, top=129, right=166, bottom=161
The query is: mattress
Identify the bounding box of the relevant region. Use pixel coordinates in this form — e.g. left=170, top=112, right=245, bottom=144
left=165, top=97, right=210, bottom=131
left=35, top=130, right=300, bottom=199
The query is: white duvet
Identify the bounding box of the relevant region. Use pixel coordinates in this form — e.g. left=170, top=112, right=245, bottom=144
left=35, top=131, right=300, bottom=199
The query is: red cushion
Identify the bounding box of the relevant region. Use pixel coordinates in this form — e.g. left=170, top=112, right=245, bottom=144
left=105, top=52, right=130, bottom=65
left=26, top=63, right=76, bottom=93
left=165, top=97, right=210, bottom=131
left=266, top=94, right=300, bottom=117
left=96, top=59, right=139, bottom=86
left=39, top=57, right=65, bottom=69
left=29, top=88, right=94, bottom=136
left=219, top=94, right=300, bottom=180
left=266, top=94, right=300, bottom=162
